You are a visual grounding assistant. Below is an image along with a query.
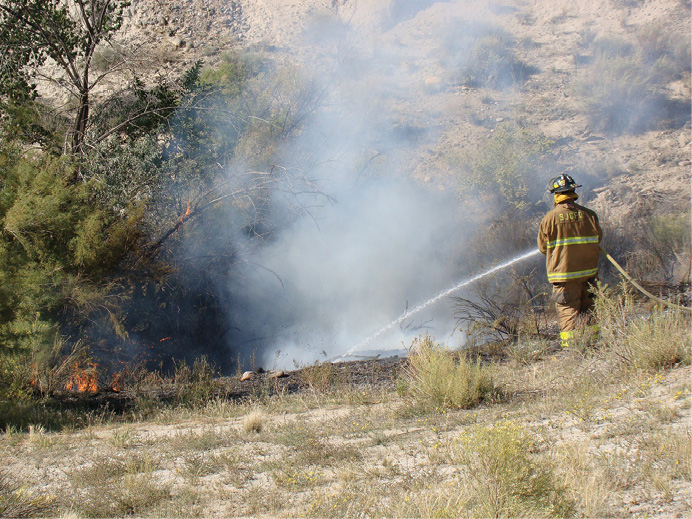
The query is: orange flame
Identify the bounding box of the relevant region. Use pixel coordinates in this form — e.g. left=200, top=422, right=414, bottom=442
left=110, top=371, right=125, bottom=392
left=29, top=362, right=39, bottom=388
left=179, top=200, right=191, bottom=224
left=65, top=362, right=99, bottom=393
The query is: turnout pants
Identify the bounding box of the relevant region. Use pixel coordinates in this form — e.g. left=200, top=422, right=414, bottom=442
left=551, top=277, right=599, bottom=347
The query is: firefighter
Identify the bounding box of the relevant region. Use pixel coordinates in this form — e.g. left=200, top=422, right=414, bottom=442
left=537, top=174, right=602, bottom=348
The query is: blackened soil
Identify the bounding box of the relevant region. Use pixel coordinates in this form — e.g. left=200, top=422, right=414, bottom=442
left=44, top=356, right=410, bottom=417
left=219, top=356, right=409, bottom=400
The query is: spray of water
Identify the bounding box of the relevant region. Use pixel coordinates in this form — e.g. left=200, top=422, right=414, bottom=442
left=344, top=249, right=541, bottom=356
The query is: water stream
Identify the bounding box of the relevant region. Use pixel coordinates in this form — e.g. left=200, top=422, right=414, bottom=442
left=344, top=249, right=541, bottom=356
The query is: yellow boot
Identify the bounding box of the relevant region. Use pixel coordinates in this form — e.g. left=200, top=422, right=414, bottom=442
left=559, top=330, right=574, bottom=349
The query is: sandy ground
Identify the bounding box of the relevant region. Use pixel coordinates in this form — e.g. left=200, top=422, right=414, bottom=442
left=2, top=358, right=690, bottom=517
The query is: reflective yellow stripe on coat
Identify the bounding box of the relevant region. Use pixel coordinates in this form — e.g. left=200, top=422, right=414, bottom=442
left=546, top=235, right=600, bottom=249
left=547, top=267, right=599, bottom=282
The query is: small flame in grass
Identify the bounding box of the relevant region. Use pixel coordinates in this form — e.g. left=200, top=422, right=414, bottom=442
left=65, top=362, right=99, bottom=393
left=160, top=337, right=171, bottom=342
left=110, top=371, right=125, bottom=392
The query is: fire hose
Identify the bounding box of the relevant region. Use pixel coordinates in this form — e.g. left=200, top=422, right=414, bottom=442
left=599, top=245, right=692, bottom=313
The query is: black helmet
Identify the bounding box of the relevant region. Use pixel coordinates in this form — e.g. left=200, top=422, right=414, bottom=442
left=546, top=174, right=581, bottom=194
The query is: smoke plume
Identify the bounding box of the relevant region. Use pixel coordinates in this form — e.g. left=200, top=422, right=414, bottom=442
left=207, top=8, right=486, bottom=369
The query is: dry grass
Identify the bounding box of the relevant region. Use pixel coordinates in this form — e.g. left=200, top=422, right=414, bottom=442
left=0, top=470, right=56, bottom=518
left=452, top=420, right=575, bottom=517
left=402, top=335, right=498, bottom=410
left=594, top=283, right=692, bottom=371
left=1, top=288, right=690, bottom=519
left=296, top=360, right=344, bottom=392
left=1, top=355, right=689, bottom=518
left=242, top=409, right=265, bottom=433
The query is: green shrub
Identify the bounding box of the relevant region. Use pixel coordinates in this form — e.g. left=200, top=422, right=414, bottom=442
left=0, top=145, right=138, bottom=363
left=402, top=335, right=497, bottom=410
left=0, top=350, right=31, bottom=401
left=575, top=24, right=689, bottom=135
left=86, top=134, right=162, bottom=217
left=0, top=151, right=72, bottom=356
left=464, top=34, right=519, bottom=88
left=627, top=211, right=692, bottom=285
left=635, top=24, right=691, bottom=74
left=575, top=53, right=665, bottom=134
left=453, top=420, right=575, bottom=517
left=199, top=50, right=260, bottom=97
left=454, top=123, right=554, bottom=212
left=593, top=283, right=691, bottom=371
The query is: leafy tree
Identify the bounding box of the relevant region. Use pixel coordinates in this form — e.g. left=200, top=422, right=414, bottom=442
left=0, top=0, right=130, bottom=156
left=0, top=142, right=142, bottom=356
left=0, top=48, right=332, bottom=385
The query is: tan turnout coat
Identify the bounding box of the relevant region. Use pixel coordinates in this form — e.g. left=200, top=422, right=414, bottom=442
left=537, top=201, right=602, bottom=283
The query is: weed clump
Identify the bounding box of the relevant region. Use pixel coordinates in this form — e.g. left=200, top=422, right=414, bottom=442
left=173, top=356, right=220, bottom=407
left=0, top=470, right=55, bottom=518
left=627, top=211, right=691, bottom=285
left=402, top=336, right=497, bottom=410
left=242, top=409, right=265, bottom=434
left=453, top=420, right=575, bottom=517
left=594, top=283, right=692, bottom=371
left=576, top=53, right=667, bottom=134
left=463, top=34, right=524, bottom=88
left=441, top=24, right=535, bottom=89
left=297, top=360, right=342, bottom=392
left=69, top=473, right=171, bottom=518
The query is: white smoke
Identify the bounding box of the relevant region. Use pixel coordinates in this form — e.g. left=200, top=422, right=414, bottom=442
left=213, top=7, right=492, bottom=369
left=232, top=174, right=468, bottom=368
left=196, top=0, right=622, bottom=370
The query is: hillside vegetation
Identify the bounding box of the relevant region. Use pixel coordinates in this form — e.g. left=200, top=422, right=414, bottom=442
left=0, top=0, right=690, bottom=517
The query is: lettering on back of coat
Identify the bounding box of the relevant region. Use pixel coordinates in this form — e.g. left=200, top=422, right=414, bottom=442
left=558, top=211, right=583, bottom=223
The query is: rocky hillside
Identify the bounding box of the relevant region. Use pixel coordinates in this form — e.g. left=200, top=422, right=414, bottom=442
left=108, top=0, right=691, bottom=221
